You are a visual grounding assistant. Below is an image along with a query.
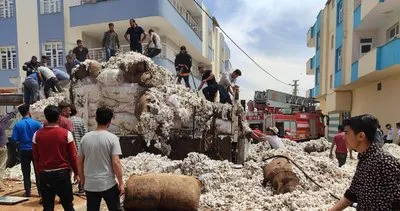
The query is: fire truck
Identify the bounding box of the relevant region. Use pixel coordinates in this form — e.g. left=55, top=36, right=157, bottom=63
left=245, top=89, right=324, bottom=142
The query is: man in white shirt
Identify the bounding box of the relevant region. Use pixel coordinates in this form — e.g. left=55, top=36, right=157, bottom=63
left=145, top=29, right=162, bottom=58
left=218, top=69, right=242, bottom=104
left=385, top=124, right=394, bottom=144
left=251, top=126, right=285, bottom=149
left=38, top=66, right=64, bottom=98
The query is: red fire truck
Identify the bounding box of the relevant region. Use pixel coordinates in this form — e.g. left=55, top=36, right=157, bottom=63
left=245, top=89, right=325, bottom=142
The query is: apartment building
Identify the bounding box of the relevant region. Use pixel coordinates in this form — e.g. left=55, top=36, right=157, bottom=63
left=0, top=0, right=231, bottom=92
left=306, top=0, right=400, bottom=140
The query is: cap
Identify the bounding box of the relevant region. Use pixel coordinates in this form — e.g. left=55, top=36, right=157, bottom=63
left=269, top=127, right=279, bottom=135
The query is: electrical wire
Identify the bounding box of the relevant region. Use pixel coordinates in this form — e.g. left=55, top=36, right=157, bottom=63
left=192, top=0, right=292, bottom=86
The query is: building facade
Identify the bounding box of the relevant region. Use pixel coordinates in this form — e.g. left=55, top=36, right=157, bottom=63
left=0, top=0, right=231, bottom=92
left=306, top=0, right=400, bottom=140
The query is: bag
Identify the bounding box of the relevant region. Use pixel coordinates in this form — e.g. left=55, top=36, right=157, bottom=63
left=263, top=155, right=299, bottom=194
left=124, top=173, right=201, bottom=211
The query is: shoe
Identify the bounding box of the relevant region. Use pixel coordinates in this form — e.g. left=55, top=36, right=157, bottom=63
left=74, top=190, right=85, bottom=196
left=23, top=192, right=31, bottom=197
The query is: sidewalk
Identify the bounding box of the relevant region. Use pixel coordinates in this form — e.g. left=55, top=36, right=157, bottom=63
left=0, top=179, right=87, bottom=211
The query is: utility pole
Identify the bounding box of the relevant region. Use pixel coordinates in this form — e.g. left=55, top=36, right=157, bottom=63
left=291, top=80, right=299, bottom=96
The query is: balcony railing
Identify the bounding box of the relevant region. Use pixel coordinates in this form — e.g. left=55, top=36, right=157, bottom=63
left=168, top=0, right=202, bottom=39
left=88, top=43, right=178, bottom=63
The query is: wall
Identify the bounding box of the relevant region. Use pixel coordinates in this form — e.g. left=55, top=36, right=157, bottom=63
left=351, top=30, right=378, bottom=63
left=352, top=74, right=400, bottom=127
left=0, top=1, right=18, bottom=87
left=343, top=0, right=354, bottom=85
left=376, top=13, right=400, bottom=46
left=360, top=0, right=379, bottom=20
left=37, top=0, right=65, bottom=51
left=81, top=33, right=102, bottom=49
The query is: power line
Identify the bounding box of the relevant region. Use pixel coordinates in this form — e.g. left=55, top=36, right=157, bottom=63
left=192, top=0, right=292, bottom=86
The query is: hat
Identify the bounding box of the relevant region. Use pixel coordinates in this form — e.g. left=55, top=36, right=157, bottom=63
left=269, top=127, right=279, bottom=135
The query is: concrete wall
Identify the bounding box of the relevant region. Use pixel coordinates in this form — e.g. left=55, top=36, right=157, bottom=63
left=352, top=74, right=400, bottom=127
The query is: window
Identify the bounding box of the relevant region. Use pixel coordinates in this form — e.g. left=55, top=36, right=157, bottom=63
left=377, top=82, right=382, bottom=91
left=316, top=68, right=320, bottom=86
left=0, top=46, right=16, bottom=70
left=386, top=23, right=399, bottom=41
left=40, top=0, right=61, bottom=14
left=337, top=0, right=344, bottom=25
left=360, top=38, right=372, bottom=54
left=330, top=74, right=333, bottom=89
left=316, top=32, right=321, bottom=49
left=0, top=0, right=14, bottom=18
left=331, top=35, right=335, bottom=50
left=43, top=42, right=63, bottom=68
left=336, top=47, right=342, bottom=72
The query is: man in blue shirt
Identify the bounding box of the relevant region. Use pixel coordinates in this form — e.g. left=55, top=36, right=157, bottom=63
left=11, top=104, right=42, bottom=197
left=124, top=19, right=146, bottom=53
left=23, top=71, right=42, bottom=105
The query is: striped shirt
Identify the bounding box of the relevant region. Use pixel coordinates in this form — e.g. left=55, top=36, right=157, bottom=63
left=70, top=116, right=88, bottom=152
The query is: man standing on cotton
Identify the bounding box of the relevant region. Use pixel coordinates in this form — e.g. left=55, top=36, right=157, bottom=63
left=124, top=19, right=146, bottom=53
left=11, top=104, right=42, bottom=197
left=78, top=107, right=123, bottom=211
left=197, top=66, right=218, bottom=102
left=218, top=69, right=242, bottom=104
left=33, top=105, right=79, bottom=210
left=103, top=23, right=120, bottom=61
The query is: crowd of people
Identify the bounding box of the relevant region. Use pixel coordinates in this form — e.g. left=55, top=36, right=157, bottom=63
left=0, top=103, right=124, bottom=211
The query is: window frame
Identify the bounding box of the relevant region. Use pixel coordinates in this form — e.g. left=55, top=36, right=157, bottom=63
left=40, top=0, right=62, bottom=15
left=330, top=35, right=335, bottom=50
left=42, top=42, right=64, bottom=68
left=336, top=47, right=342, bottom=73
left=0, top=46, right=17, bottom=71
left=386, top=22, right=399, bottom=42
left=329, top=74, right=333, bottom=89
left=316, top=32, right=321, bottom=49
left=360, top=38, right=373, bottom=55
left=0, top=0, right=14, bottom=19
left=337, top=0, right=344, bottom=25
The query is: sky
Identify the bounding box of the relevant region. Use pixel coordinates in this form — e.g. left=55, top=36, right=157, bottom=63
left=203, top=0, right=326, bottom=100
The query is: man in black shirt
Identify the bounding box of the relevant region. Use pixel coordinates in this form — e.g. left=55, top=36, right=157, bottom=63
left=124, top=19, right=146, bottom=53
left=329, top=114, right=400, bottom=211
left=198, top=66, right=218, bottom=102
left=174, top=46, right=192, bottom=88
left=72, top=40, right=89, bottom=62
left=22, top=56, right=39, bottom=77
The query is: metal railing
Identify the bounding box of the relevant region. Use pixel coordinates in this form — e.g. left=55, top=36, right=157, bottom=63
left=88, top=43, right=178, bottom=63
left=167, top=0, right=202, bottom=39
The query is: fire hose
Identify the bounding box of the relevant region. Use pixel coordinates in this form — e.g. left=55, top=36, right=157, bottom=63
left=262, top=155, right=357, bottom=208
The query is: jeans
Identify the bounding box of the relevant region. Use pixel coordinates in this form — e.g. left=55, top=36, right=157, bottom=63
left=40, top=169, right=75, bottom=211
left=105, top=48, right=116, bottom=62
left=130, top=43, right=142, bottom=54
left=86, top=184, right=121, bottom=211
left=146, top=48, right=161, bottom=58
left=177, top=75, right=190, bottom=88
left=217, top=85, right=232, bottom=104
left=336, top=152, right=347, bottom=167
left=23, top=78, right=40, bottom=105
left=202, top=85, right=219, bottom=102
left=20, top=150, right=40, bottom=195
left=44, top=77, right=63, bottom=98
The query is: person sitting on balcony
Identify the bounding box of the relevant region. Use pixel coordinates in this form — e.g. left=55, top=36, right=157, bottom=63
left=144, top=29, right=161, bottom=58
left=125, top=19, right=146, bottom=54
left=218, top=69, right=242, bottom=104
left=198, top=66, right=218, bottom=102
left=103, top=23, right=120, bottom=62
left=72, top=40, right=89, bottom=62
left=22, top=56, right=39, bottom=77
left=175, top=46, right=192, bottom=88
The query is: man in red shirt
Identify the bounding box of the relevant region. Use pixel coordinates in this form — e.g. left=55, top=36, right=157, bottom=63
left=330, top=125, right=353, bottom=167
left=33, top=105, right=79, bottom=211
left=43, top=101, right=73, bottom=132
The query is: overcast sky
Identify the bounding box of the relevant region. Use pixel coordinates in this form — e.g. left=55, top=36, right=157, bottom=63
left=203, top=0, right=326, bottom=100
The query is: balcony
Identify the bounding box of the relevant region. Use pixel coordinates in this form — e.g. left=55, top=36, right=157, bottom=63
left=307, top=26, right=316, bottom=47
left=306, top=56, right=316, bottom=75
left=339, top=38, right=400, bottom=90
left=354, top=0, right=400, bottom=31
left=69, top=0, right=203, bottom=53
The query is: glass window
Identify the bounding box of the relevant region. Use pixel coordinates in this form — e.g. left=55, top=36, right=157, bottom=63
left=0, top=0, right=14, bottom=19
left=336, top=47, right=342, bottom=72
left=40, top=0, right=61, bottom=14
left=43, top=42, right=63, bottom=68
left=0, top=46, right=16, bottom=70
left=360, top=38, right=373, bottom=54
left=386, top=23, right=399, bottom=41
left=337, top=0, right=344, bottom=25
